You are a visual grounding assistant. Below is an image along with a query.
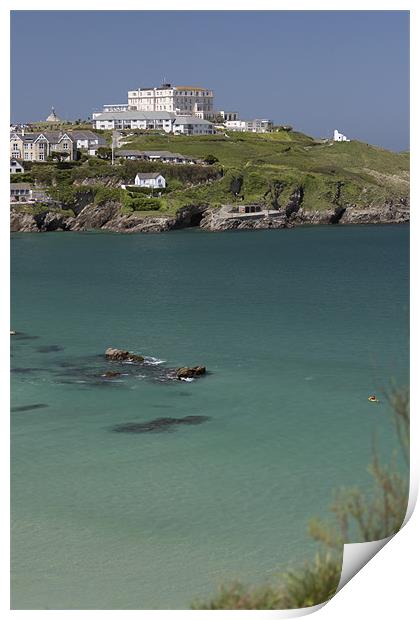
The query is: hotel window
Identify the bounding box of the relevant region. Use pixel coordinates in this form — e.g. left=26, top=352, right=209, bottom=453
left=39, top=153, right=45, bottom=161
left=62, top=142, right=69, bottom=149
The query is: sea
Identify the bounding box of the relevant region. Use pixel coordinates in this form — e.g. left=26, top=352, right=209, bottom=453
left=10, top=224, right=409, bottom=609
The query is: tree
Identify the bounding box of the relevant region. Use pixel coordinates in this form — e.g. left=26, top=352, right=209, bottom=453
left=97, top=146, right=112, bottom=160
left=203, top=154, right=219, bottom=165
left=47, top=151, right=70, bottom=163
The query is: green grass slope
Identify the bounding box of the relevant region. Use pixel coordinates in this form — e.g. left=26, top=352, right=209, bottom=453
left=120, top=130, right=409, bottom=213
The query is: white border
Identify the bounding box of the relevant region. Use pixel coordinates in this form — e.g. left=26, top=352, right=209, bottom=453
left=2, top=2, right=417, bottom=618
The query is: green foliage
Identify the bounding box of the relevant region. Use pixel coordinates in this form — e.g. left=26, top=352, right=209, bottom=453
left=122, top=193, right=161, bottom=211
left=203, top=154, right=219, bottom=164
left=193, top=554, right=341, bottom=610
left=114, top=130, right=408, bottom=213
left=92, top=186, right=123, bottom=205
left=97, top=146, right=112, bottom=160
left=20, top=130, right=409, bottom=217
left=10, top=173, right=33, bottom=183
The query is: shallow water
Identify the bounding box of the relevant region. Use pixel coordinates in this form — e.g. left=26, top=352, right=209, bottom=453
left=11, top=225, right=409, bottom=609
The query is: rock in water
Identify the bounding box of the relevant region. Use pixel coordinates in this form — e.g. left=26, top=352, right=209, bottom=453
left=176, top=366, right=206, bottom=380
left=102, top=370, right=122, bottom=378
left=105, top=347, right=144, bottom=362
left=111, top=415, right=210, bottom=433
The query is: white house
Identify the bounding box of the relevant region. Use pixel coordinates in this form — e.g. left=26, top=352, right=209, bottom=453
left=225, top=119, right=273, bottom=133
left=333, top=129, right=350, bottom=142
left=70, top=130, right=107, bottom=154
left=93, top=111, right=176, bottom=132
left=134, top=172, right=166, bottom=189
left=172, top=116, right=215, bottom=135
left=10, top=158, right=24, bottom=174
left=225, top=120, right=247, bottom=132
left=10, top=182, right=33, bottom=202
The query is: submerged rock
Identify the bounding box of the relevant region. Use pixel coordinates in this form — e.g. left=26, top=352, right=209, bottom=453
left=105, top=347, right=144, bottom=362
left=176, top=366, right=206, bottom=380
left=11, top=403, right=49, bottom=412
left=111, top=415, right=210, bottom=433
left=102, top=370, right=122, bottom=378
left=36, top=345, right=65, bottom=353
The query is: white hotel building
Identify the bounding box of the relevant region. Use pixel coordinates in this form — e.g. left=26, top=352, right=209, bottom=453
left=92, top=111, right=215, bottom=135
left=127, top=83, right=214, bottom=120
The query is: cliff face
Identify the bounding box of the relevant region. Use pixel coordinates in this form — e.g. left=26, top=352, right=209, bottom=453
left=10, top=199, right=409, bottom=234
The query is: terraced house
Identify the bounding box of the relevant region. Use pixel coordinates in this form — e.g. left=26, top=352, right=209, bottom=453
left=10, top=131, right=77, bottom=161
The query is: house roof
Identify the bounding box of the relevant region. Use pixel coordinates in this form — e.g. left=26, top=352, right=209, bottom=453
left=94, top=111, right=176, bottom=121
left=143, top=151, right=192, bottom=159
left=173, top=116, right=213, bottom=125
left=10, top=131, right=75, bottom=144
left=10, top=183, right=32, bottom=190
left=135, top=172, right=165, bottom=179
left=175, top=86, right=210, bottom=92
left=69, top=130, right=106, bottom=143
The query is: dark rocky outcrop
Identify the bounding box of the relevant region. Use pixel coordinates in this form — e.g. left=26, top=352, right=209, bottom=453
left=111, top=415, right=210, bottom=433
left=102, top=370, right=122, bottom=378
left=69, top=202, right=121, bottom=231
left=264, top=180, right=284, bottom=210
left=105, top=347, right=144, bottom=362
left=329, top=206, right=347, bottom=224
left=173, top=204, right=208, bottom=228
left=176, top=366, right=206, bottom=380
left=285, top=186, right=304, bottom=218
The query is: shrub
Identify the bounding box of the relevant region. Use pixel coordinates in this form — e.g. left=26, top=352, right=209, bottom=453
left=204, top=154, right=219, bottom=165
left=92, top=186, right=123, bottom=205
left=122, top=193, right=161, bottom=211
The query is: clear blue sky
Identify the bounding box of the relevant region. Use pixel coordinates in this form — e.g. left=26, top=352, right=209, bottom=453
left=11, top=10, right=409, bottom=151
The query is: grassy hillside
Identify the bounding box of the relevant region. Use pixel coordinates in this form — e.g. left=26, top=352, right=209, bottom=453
left=21, top=129, right=409, bottom=218
left=118, top=130, right=409, bottom=213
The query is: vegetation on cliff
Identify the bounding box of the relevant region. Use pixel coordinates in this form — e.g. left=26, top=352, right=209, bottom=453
left=15, top=130, right=409, bottom=220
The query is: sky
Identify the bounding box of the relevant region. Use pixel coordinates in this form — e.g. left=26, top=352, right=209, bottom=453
left=10, top=10, right=409, bottom=151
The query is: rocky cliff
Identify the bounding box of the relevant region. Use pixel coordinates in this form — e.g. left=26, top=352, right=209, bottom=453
left=10, top=199, right=409, bottom=234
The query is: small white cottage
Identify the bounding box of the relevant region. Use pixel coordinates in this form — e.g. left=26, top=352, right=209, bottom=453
left=134, top=172, right=166, bottom=189
left=10, top=158, right=24, bottom=174
left=333, top=129, right=350, bottom=142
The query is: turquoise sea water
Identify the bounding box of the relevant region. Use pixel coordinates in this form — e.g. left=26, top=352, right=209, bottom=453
left=11, top=225, right=409, bottom=609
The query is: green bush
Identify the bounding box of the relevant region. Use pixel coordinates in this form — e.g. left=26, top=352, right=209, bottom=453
left=122, top=193, right=161, bottom=211
left=10, top=173, right=33, bottom=183
left=92, top=186, right=123, bottom=205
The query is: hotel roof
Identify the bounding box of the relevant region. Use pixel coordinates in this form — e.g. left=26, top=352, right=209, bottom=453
left=94, top=111, right=176, bottom=121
